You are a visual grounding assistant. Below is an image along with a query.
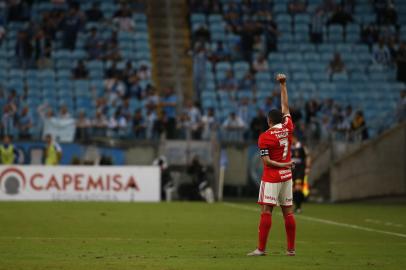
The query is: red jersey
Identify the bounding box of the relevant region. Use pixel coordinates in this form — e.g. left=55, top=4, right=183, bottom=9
left=258, top=114, right=294, bottom=183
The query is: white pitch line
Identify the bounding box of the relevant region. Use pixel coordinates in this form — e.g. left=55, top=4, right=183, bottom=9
left=223, top=202, right=406, bottom=239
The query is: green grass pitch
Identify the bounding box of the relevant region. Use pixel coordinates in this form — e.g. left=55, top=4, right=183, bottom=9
left=0, top=201, right=405, bottom=270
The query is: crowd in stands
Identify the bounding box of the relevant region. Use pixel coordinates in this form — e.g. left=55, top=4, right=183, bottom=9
left=189, top=0, right=406, bottom=144
left=1, top=0, right=406, bottom=144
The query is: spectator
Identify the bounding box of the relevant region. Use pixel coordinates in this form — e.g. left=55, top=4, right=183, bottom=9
left=211, top=41, right=231, bottom=62
left=44, top=134, right=62, bottom=165
left=72, top=60, right=89, bottom=79
left=383, top=3, right=398, bottom=26
left=15, top=31, right=32, bottom=68
left=104, top=74, right=126, bottom=104
left=0, top=135, right=19, bottom=165
left=239, top=21, right=258, bottom=61
left=132, top=109, right=146, bottom=139
left=119, top=99, right=132, bottom=121
left=252, top=54, right=269, bottom=72
left=59, top=105, right=71, bottom=119
left=184, top=100, right=202, bottom=139
left=220, top=70, right=238, bottom=91
left=193, top=45, right=208, bottom=100
left=237, top=97, right=251, bottom=127
left=361, top=24, right=380, bottom=50
left=85, top=27, right=103, bottom=60
left=318, top=0, right=337, bottom=13
left=145, top=87, right=160, bottom=106
left=250, top=108, right=268, bottom=140
left=252, top=35, right=266, bottom=56
left=122, top=61, right=135, bottom=85
left=372, top=39, right=391, bottom=67
left=76, top=111, right=91, bottom=140
left=1, top=103, right=17, bottom=137
left=60, top=4, right=83, bottom=50
left=263, top=14, right=279, bottom=53
left=127, top=73, right=143, bottom=99
left=7, top=0, right=30, bottom=22
left=222, top=112, right=246, bottom=141
left=201, top=108, right=217, bottom=140
left=193, top=25, right=211, bottom=45
left=153, top=111, right=169, bottom=139
left=288, top=0, right=307, bottom=16
left=107, top=109, right=128, bottom=138
left=113, top=3, right=135, bottom=32
left=351, top=110, right=368, bottom=141
left=374, top=0, right=389, bottom=25
left=239, top=70, right=256, bottom=92
left=262, top=96, right=275, bottom=114
left=145, top=105, right=157, bottom=139
left=18, top=106, right=32, bottom=139
left=40, top=11, right=60, bottom=40
left=103, top=40, right=122, bottom=61
left=137, top=64, right=151, bottom=80
left=33, top=29, right=52, bottom=69
left=176, top=112, right=192, bottom=139
left=327, top=52, right=346, bottom=79
left=105, top=61, right=119, bottom=78
left=92, top=111, right=108, bottom=136
left=396, top=42, right=406, bottom=83
left=396, top=90, right=406, bottom=123
left=160, top=88, right=178, bottom=139
left=86, top=2, right=104, bottom=22
left=0, top=24, right=5, bottom=46
left=327, top=5, right=353, bottom=27
left=310, top=10, right=324, bottom=44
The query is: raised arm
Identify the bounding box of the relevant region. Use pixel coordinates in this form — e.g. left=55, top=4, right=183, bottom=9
left=276, top=73, right=289, bottom=115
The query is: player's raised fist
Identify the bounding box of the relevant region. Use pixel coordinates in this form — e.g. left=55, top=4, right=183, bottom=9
left=276, top=73, right=287, bottom=84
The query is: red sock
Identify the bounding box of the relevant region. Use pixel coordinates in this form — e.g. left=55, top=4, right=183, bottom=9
left=258, top=212, right=272, bottom=251
left=284, top=213, right=296, bottom=251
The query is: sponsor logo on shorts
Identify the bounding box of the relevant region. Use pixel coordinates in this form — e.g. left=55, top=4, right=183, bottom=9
left=285, top=198, right=293, bottom=202
left=265, top=195, right=277, bottom=201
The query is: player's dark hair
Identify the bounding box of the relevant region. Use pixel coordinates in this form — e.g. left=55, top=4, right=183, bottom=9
left=267, top=109, right=283, bottom=125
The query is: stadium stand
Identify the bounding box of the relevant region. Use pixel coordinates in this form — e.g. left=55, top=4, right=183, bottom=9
left=0, top=0, right=405, bottom=145
left=0, top=0, right=153, bottom=140
left=189, top=0, right=406, bottom=143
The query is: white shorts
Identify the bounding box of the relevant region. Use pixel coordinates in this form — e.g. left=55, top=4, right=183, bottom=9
left=257, top=180, right=293, bottom=206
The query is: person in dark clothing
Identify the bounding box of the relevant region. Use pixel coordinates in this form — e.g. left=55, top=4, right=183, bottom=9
left=15, top=31, right=32, bottom=68
left=7, top=1, right=30, bottom=22
left=34, top=29, right=52, bottom=69
left=396, top=42, right=406, bottom=83
left=351, top=110, right=369, bottom=141
left=132, top=109, right=146, bottom=139
left=72, top=60, right=89, bottom=79
left=327, top=5, right=353, bottom=27
left=60, top=5, right=83, bottom=50
left=86, top=2, right=104, bottom=22
left=291, top=135, right=310, bottom=213
left=179, top=156, right=210, bottom=201
left=250, top=109, right=268, bottom=140
left=153, top=156, right=173, bottom=200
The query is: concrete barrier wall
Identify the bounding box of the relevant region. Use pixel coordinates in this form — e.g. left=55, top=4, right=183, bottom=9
left=126, top=145, right=158, bottom=165
left=224, top=145, right=249, bottom=186
left=330, top=123, right=406, bottom=201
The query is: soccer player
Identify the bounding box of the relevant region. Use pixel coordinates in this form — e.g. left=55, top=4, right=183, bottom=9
left=247, top=73, right=296, bottom=256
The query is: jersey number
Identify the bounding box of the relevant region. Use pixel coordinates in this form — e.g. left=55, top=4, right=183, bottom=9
left=279, top=138, right=289, bottom=160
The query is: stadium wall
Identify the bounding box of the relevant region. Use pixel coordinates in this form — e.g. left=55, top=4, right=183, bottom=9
left=330, top=123, right=406, bottom=201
